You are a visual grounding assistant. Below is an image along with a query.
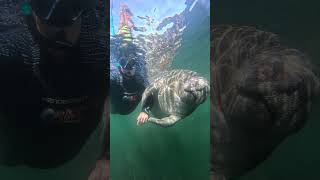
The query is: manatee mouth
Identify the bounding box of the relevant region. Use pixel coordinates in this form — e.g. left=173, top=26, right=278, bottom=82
left=184, top=77, right=209, bottom=103
left=185, top=89, right=198, bottom=101
left=190, top=91, right=198, bottom=100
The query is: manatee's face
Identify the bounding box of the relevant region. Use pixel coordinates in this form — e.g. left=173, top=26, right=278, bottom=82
left=183, top=76, right=210, bottom=105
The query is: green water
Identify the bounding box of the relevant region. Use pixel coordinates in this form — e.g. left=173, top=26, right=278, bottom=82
left=213, top=0, right=320, bottom=179
left=0, top=127, right=102, bottom=180
left=110, top=2, right=210, bottom=180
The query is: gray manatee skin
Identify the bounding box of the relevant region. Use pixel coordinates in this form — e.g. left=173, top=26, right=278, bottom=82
left=211, top=26, right=320, bottom=180
left=141, top=69, right=210, bottom=127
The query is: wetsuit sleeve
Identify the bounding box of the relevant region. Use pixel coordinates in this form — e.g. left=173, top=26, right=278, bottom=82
left=0, top=35, right=16, bottom=91
left=0, top=29, right=27, bottom=107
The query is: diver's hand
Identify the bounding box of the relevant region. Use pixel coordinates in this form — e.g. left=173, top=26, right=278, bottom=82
left=137, top=112, right=149, bottom=125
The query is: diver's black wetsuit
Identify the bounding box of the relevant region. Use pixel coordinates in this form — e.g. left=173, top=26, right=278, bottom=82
left=141, top=91, right=154, bottom=116
left=0, top=6, right=107, bottom=168
left=110, top=37, right=148, bottom=115
left=110, top=71, right=146, bottom=115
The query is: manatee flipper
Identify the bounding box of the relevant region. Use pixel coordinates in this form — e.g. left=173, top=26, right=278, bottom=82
left=148, top=115, right=181, bottom=127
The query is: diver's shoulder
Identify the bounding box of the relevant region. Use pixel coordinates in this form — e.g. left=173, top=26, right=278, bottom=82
left=0, top=24, right=34, bottom=64
left=0, top=7, right=31, bottom=41
left=0, top=25, right=20, bottom=57
left=0, top=0, right=27, bottom=25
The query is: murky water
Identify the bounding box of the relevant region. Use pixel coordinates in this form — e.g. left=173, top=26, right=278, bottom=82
left=110, top=0, right=210, bottom=179
left=213, top=0, right=320, bottom=179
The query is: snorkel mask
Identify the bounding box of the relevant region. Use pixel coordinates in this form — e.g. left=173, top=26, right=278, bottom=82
left=30, top=0, right=96, bottom=28
left=119, top=56, right=137, bottom=78
left=30, top=0, right=96, bottom=48
left=120, top=63, right=136, bottom=77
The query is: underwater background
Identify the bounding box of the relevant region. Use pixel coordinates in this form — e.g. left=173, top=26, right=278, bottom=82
left=110, top=0, right=210, bottom=180
left=213, top=0, right=320, bottom=179
left=0, top=124, right=101, bottom=180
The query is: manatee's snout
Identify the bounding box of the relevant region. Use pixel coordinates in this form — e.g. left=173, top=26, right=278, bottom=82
left=184, top=76, right=210, bottom=104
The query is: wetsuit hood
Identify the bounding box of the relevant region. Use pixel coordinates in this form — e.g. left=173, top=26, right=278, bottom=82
left=30, top=0, right=96, bottom=28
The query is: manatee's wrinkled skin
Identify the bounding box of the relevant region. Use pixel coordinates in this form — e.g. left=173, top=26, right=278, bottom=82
left=211, top=26, right=320, bottom=180
left=142, top=69, right=209, bottom=127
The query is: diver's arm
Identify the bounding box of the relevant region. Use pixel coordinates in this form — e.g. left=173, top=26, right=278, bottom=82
left=137, top=92, right=153, bottom=125
left=141, top=93, right=153, bottom=116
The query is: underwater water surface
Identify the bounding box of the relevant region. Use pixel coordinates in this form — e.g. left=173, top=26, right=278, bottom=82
left=110, top=0, right=210, bottom=179
left=213, top=0, right=320, bottom=179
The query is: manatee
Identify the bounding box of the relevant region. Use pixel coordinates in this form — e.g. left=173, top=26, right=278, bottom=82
left=211, top=25, right=320, bottom=180
left=138, top=69, right=209, bottom=127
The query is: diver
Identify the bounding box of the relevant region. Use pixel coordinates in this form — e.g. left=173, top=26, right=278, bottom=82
left=117, top=3, right=146, bottom=59
left=110, top=3, right=148, bottom=115
left=110, top=41, right=148, bottom=115
left=0, top=0, right=108, bottom=174
left=118, top=3, right=146, bottom=39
